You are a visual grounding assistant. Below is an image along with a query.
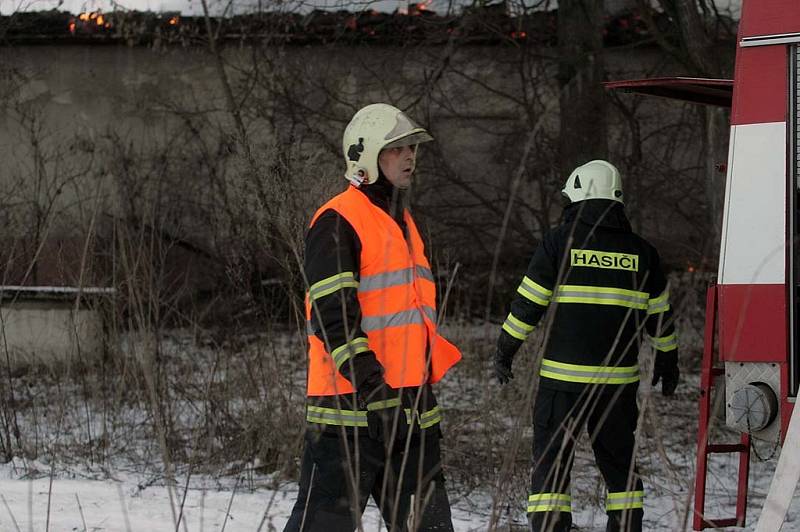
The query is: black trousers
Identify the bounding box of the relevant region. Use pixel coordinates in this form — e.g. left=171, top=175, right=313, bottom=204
left=284, top=429, right=454, bottom=532
left=529, top=387, right=643, bottom=532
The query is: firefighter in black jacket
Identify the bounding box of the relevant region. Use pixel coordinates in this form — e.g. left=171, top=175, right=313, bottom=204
left=493, top=160, right=679, bottom=532
left=284, top=104, right=461, bottom=532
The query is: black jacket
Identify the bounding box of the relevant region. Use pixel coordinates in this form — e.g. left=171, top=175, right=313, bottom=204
left=304, top=176, right=439, bottom=427
left=497, top=199, right=677, bottom=393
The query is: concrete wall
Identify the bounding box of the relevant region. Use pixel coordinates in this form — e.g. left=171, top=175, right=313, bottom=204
left=0, top=300, right=104, bottom=366
left=0, top=42, right=728, bottom=281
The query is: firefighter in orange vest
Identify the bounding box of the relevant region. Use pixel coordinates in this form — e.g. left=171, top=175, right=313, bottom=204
left=493, top=160, right=679, bottom=532
left=284, top=103, right=462, bottom=532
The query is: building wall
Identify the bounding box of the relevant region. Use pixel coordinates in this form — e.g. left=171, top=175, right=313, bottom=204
left=0, top=300, right=105, bottom=366
left=0, top=42, right=725, bottom=282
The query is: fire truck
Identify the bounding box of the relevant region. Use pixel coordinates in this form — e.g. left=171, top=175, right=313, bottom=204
left=606, top=0, right=800, bottom=529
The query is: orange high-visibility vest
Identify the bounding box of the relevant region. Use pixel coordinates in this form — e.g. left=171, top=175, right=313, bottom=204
left=305, top=186, right=461, bottom=396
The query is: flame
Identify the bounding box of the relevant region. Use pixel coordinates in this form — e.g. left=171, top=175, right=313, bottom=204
left=72, top=11, right=112, bottom=31
left=400, top=1, right=433, bottom=16
left=168, top=16, right=179, bottom=25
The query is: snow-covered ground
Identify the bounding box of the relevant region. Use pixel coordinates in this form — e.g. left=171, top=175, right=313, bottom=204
left=0, top=461, right=491, bottom=531
left=0, top=322, right=798, bottom=531
left=0, top=450, right=797, bottom=531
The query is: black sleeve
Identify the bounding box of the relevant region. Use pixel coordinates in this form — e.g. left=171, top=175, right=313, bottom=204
left=643, top=244, right=678, bottom=354
left=305, top=210, right=384, bottom=390
left=497, top=231, right=559, bottom=357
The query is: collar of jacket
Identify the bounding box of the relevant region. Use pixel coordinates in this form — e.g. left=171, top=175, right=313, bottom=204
left=360, top=172, right=406, bottom=226
left=563, top=199, right=632, bottom=232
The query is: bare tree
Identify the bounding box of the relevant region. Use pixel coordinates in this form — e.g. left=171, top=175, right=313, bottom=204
left=557, top=0, right=609, bottom=177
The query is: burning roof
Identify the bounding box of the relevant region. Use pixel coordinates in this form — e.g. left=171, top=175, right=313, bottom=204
left=0, top=5, right=734, bottom=48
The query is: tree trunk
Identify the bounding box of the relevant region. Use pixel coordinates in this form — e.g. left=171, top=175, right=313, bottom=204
left=674, top=0, right=720, bottom=77
left=672, top=1, right=727, bottom=253
left=557, top=0, right=608, bottom=179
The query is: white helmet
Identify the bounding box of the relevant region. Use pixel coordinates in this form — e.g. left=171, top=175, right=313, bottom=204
left=342, top=103, right=434, bottom=186
left=562, top=159, right=624, bottom=204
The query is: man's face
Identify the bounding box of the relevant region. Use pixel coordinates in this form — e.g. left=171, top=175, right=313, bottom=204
left=378, top=144, right=417, bottom=189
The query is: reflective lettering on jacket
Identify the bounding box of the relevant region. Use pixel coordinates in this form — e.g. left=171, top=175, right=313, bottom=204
left=305, top=186, right=462, bottom=396
left=571, top=249, right=639, bottom=272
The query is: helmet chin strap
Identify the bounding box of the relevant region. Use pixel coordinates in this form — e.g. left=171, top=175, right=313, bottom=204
left=346, top=169, right=367, bottom=188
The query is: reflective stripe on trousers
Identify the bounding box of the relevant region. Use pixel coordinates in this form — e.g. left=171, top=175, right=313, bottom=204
left=606, top=490, right=644, bottom=511
left=307, top=404, right=443, bottom=428
left=527, top=492, right=571, bottom=513
left=306, top=406, right=368, bottom=427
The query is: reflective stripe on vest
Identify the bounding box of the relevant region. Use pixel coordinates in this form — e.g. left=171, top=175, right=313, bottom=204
left=540, top=359, right=639, bottom=384
left=606, top=490, right=644, bottom=511
left=502, top=312, right=535, bottom=341
left=306, top=404, right=443, bottom=429
left=649, top=332, right=677, bottom=352
left=527, top=493, right=572, bottom=513
left=647, top=290, right=670, bottom=315
left=554, top=285, right=648, bottom=310
left=359, top=266, right=434, bottom=292
left=305, top=186, right=461, bottom=396
left=360, top=306, right=437, bottom=332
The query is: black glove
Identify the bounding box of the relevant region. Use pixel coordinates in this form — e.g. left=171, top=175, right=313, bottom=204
left=494, top=348, right=515, bottom=385
left=652, top=351, right=679, bottom=396
left=361, top=382, right=412, bottom=443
